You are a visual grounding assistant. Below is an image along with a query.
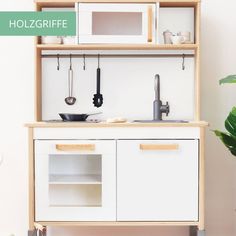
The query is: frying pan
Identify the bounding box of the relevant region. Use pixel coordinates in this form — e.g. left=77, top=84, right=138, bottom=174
left=59, top=112, right=101, bottom=122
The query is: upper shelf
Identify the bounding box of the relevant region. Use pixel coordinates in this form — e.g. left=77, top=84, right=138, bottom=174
left=35, top=0, right=200, bottom=2
left=37, top=43, right=198, bottom=50
left=35, top=0, right=200, bottom=7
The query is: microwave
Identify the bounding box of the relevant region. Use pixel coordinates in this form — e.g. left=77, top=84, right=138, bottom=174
left=78, top=3, right=159, bottom=44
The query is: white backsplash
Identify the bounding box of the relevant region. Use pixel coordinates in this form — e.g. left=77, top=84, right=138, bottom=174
left=42, top=54, right=195, bottom=121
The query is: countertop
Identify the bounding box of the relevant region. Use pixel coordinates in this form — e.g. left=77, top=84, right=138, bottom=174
left=25, top=121, right=209, bottom=128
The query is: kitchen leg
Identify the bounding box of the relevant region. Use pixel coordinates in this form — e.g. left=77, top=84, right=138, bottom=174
left=189, top=227, right=205, bottom=236
left=28, top=229, right=35, bottom=236
left=28, top=223, right=47, bottom=236
left=197, top=230, right=205, bottom=236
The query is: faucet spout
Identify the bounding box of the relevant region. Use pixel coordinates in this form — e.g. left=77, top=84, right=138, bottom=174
left=154, top=74, right=160, bottom=101
left=153, top=74, right=170, bottom=121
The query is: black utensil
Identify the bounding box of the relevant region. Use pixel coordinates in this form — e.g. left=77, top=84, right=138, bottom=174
left=59, top=112, right=102, bottom=122
left=93, top=55, right=103, bottom=107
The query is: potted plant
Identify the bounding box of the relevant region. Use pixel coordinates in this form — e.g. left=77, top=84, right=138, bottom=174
left=214, top=75, right=236, bottom=156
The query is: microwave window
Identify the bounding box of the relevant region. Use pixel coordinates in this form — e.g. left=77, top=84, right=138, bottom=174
left=92, top=12, right=142, bottom=35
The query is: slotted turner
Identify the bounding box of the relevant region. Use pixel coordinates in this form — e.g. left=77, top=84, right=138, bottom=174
left=93, top=55, right=103, bottom=107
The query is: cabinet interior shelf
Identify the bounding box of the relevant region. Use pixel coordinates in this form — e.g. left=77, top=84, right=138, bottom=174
left=49, top=174, right=102, bottom=185
left=37, top=44, right=198, bottom=50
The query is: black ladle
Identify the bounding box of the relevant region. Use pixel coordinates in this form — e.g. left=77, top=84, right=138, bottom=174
left=93, top=54, right=103, bottom=107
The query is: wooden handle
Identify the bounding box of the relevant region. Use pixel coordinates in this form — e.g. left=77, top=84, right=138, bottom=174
left=147, top=5, right=153, bottom=42
left=140, top=144, right=179, bottom=151
left=56, top=144, right=95, bottom=151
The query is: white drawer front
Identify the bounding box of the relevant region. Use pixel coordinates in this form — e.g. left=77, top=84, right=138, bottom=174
left=35, top=140, right=115, bottom=155
left=117, top=139, right=199, bottom=221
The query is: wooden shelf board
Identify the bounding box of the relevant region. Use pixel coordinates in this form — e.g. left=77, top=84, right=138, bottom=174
left=39, top=2, right=75, bottom=7
left=25, top=121, right=209, bottom=128
left=35, top=0, right=200, bottom=3
left=160, top=2, right=198, bottom=7
left=35, top=0, right=199, bottom=11
left=49, top=174, right=102, bottom=185
left=37, top=44, right=198, bottom=50
left=36, top=1, right=199, bottom=7
left=36, top=221, right=200, bottom=226
left=49, top=204, right=102, bottom=207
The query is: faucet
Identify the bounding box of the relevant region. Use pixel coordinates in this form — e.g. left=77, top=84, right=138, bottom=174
left=153, top=74, right=170, bottom=121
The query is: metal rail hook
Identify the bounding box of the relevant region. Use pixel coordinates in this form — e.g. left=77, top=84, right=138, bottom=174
left=182, top=54, right=185, bottom=70
left=57, top=54, right=60, bottom=71
left=98, top=54, right=100, bottom=68
left=69, top=54, right=72, bottom=69
left=83, top=54, right=86, bottom=70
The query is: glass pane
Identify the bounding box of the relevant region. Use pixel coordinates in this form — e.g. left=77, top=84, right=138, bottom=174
left=92, top=12, right=142, bottom=35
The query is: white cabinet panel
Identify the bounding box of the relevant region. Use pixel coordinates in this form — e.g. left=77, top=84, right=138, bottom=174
left=35, top=140, right=116, bottom=221
left=34, top=127, right=200, bottom=140
left=117, top=139, right=198, bottom=221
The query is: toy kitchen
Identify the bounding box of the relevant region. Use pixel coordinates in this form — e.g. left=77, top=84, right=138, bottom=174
left=26, top=1, right=208, bottom=236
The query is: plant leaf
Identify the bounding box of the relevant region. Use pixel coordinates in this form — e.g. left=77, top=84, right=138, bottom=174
left=219, top=75, right=236, bottom=85
left=230, top=149, right=236, bottom=156
left=225, top=107, right=236, bottom=137
left=214, top=130, right=236, bottom=156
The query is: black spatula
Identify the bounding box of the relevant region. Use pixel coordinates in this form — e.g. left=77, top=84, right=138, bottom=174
left=93, top=56, right=103, bottom=107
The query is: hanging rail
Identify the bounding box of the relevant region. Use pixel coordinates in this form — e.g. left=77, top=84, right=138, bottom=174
left=41, top=53, right=194, bottom=58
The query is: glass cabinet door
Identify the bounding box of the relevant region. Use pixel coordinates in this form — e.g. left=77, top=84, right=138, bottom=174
left=34, top=140, right=116, bottom=221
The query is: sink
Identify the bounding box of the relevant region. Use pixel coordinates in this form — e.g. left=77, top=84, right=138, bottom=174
left=133, top=120, right=188, bottom=123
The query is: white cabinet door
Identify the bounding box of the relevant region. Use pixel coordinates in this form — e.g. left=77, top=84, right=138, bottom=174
left=78, top=3, right=158, bottom=43
left=117, top=139, right=199, bottom=221
left=35, top=140, right=116, bottom=221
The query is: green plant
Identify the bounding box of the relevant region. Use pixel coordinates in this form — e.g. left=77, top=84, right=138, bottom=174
left=219, top=75, right=236, bottom=85
left=214, top=75, right=236, bottom=156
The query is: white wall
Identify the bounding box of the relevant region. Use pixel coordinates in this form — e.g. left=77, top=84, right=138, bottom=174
left=0, top=1, right=34, bottom=235
left=201, top=0, right=236, bottom=235
left=0, top=0, right=236, bottom=236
